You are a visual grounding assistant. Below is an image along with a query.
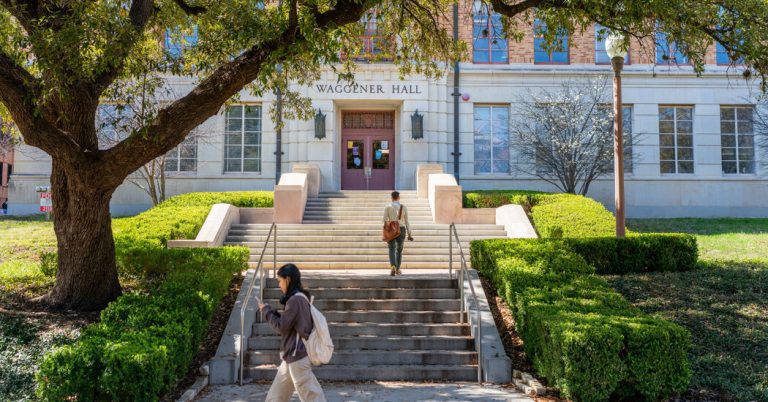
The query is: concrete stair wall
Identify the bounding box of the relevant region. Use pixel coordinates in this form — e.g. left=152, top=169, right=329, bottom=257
left=244, top=276, right=479, bottom=381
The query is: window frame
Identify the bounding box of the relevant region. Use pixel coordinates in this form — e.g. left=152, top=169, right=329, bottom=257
left=720, top=105, right=756, bottom=175
left=658, top=105, right=695, bottom=175
left=533, top=19, right=569, bottom=65
left=473, top=104, right=511, bottom=175
left=224, top=104, right=263, bottom=174
left=472, top=2, right=508, bottom=64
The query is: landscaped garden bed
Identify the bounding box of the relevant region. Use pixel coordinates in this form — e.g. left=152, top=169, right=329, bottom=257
left=1, top=191, right=272, bottom=402
left=467, top=190, right=767, bottom=401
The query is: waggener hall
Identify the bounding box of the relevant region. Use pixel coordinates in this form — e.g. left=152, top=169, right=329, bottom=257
left=6, top=8, right=768, bottom=217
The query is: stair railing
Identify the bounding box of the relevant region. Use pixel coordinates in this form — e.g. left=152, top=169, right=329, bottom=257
left=448, top=223, right=483, bottom=383
left=239, top=222, right=277, bottom=385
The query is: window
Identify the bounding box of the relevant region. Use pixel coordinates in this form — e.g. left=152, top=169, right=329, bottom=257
left=474, top=105, right=510, bottom=174
left=472, top=2, right=507, bottom=63
left=720, top=106, right=755, bottom=174
left=165, top=26, right=198, bottom=58
left=349, top=9, right=391, bottom=61
left=96, top=103, right=134, bottom=147
left=656, top=31, right=688, bottom=64
left=716, top=42, right=744, bottom=65
left=224, top=105, right=262, bottom=173
left=534, top=19, right=568, bottom=64
left=659, top=106, right=694, bottom=174
left=165, top=136, right=197, bottom=173
left=594, top=24, right=629, bottom=64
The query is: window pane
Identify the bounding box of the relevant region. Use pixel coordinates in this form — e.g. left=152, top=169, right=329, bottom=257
left=677, top=147, right=693, bottom=161
left=722, top=161, right=737, bottom=174
left=677, top=107, right=693, bottom=120
left=225, top=159, right=242, bottom=172
left=739, top=161, right=755, bottom=174
left=244, top=105, right=261, bottom=118
left=677, top=121, right=693, bottom=134
left=736, top=107, right=753, bottom=121
left=226, top=118, right=242, bottom=132
left=720, top=121, right=735, bottom=134
left=738, top=134, right=754, bottom=147
left=474, top=50, right=490, bottom=63
left=660, top=147, right=676, bottom=161
left=244, top=131, right=261, bottom=145
left=179, top=158, right=196, bottom=172
left=677, top=135, right=693, bottom=147
left=493, top=159, right=510, bottom=173
left=244, top=119, right=261, bottom=132
left=660, top=161, right=676, bottom=173
left=659, top=107, right=675, bottom=121
left=180, top=143, right=196, bottom=158
left=226, top=132, right=242, bottom=145
left=659, top=121, right=675, bottom=133
left=226, top=146, right=242, bottom=159
left=721, top=135, right=736, bottom=147
left=243, top=159, right=260, bottom=172
left=475, top=160, right=491, bottom=174
left=346, top=140, right=364, bottom=170
left=720, top=107, right=735, bottom=121
left=739, top=147, right=754, bottom=160
left=737, top=121, right=753, bottom=134
left=165, top=158, right=178, bottom=172
left=660, top=134, right=675, bottom=146
left=243, top=146, right=261, bottom=159
left=226, top=105, right=242, bottom=119
left=678, top=161, right=694, bottom=173
left=721, top=147, right=736, bottom=160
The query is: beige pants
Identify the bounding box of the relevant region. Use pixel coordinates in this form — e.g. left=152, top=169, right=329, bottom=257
left=265, top=357, right=326, bottom=402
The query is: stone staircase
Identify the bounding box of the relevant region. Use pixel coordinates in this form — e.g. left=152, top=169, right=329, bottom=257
left=246, top=275, right=479, bottom=381
left=225, top=190, right=510, bottom=382
left=225, top=191, right=508, bottom=269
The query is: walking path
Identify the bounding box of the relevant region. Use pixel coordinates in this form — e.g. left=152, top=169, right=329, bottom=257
left=195, top=382, right=533, bottom=401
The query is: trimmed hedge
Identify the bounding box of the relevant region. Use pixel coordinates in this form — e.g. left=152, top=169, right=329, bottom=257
left=35, top=192, right=268, bottom=401
left=463, top=190, right=549, bottom=209
left=562, top=235, right=698, bottom=274
left=471, top=239, right=692, bottom=402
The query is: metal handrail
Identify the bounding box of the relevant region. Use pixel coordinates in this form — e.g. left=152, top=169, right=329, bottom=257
left=448, top=223, right=483, bottom=383
left=239, top=222, right=277, bottom=385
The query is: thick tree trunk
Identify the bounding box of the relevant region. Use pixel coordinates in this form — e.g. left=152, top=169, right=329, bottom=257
left=40, top=159, right=122, bottom=311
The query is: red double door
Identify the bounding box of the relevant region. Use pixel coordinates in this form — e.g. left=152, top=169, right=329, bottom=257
left=341, top=129, right=395, bottom=190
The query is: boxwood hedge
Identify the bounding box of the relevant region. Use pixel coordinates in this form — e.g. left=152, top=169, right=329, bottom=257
left=35, top=192, right=270, bottom=401
left=471, top=239, right=692, bottom=402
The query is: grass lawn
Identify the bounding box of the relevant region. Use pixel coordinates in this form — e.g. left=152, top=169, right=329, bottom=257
left=0, top=216, right=57, bottom=305
left=605, top=218, right=768, bottom=401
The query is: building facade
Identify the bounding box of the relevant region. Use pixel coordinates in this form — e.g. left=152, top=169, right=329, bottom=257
left=6, top=8, right=767, bottom=217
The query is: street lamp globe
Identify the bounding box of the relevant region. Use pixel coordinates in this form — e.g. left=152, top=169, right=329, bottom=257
left=605, top=32, right=628, bottom=59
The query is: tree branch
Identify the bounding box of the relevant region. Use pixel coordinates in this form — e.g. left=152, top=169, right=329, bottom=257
left=172, top=0, right=206, bottom=16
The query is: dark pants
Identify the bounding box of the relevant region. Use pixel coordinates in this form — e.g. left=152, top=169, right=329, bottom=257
left=387, top=227, right=407, bottom=269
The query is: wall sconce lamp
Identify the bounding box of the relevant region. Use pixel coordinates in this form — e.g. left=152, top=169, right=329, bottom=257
left=411, top=110, right=423, bottom=140
left=314, top=109, right=326, bottom=139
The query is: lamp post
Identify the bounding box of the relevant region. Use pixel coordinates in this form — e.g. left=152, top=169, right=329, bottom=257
left=605, top=32, right=628, bottom=237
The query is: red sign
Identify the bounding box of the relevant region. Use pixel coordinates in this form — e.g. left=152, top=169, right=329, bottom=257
left=39, top=192, right=52, bottom=213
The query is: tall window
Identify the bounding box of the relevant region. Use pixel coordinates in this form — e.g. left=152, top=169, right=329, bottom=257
left=534, top=19, right=569, bottom=64
left=224, top=105, right=262, bottom=173
left=350, top=9, right=391, bottom=61
left=720, top=106, right=755, bottom=174
left=659, top=106, right=694, bottom=174
left=165, top=136, right=197, bottom=173
left=594, top=24, right=629, bottom=64
left=656, top=31, right=688, bottom=64
left=472, top=2, right=507, bottom=63
left=474, top=105, right=510, bottom=174
left=165, top=26, right=198, bottom=58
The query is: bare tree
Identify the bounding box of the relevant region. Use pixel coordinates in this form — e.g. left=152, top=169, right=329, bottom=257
left=510, top=78, right=636, bottom=195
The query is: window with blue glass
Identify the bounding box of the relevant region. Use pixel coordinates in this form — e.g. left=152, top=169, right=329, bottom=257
left=474, top=105, right=510, bottom=174
left=594, top=24, right=629, bottom=64
left=534, top=19, right=568, bottom=64
left=165, top=26, right=198, bottom=58
left=716, top=42, right=744, bottom=65
left=472, top=2, right=507, bottom=63
left=656, top=31, right=688, bottom=64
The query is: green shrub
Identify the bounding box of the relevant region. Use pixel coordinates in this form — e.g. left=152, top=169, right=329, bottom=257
left=463, top=190, right=548, bottom=209
left=563, top=234, right=698, bottom=274
left=532, top=194, right=618, bottom=238
left=39, top=251, right=57, bottom=277
left=472, top=239, right=692, bottom=402
left=35, top=191, right=262, bottom=401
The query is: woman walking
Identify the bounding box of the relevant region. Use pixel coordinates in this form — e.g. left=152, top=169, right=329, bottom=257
left=259, top=264, right=326, bottom=402
left=382, top=191, right=414, bottom=276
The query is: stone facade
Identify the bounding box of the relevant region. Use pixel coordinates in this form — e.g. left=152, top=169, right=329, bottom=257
left=6, top=14, right=767, bottom=217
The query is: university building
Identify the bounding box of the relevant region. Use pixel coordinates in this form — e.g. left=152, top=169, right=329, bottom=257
left=6, top=6, right=767, bottom=217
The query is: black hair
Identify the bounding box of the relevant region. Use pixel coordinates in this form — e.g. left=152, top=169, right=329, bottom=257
left=391, top=191, right=400, bottom=200
left=277, top=263, right=310, bottom=304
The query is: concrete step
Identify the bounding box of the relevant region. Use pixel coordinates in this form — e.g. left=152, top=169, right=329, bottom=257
left=266, top=278, right=456, bottom=289
left=262, top=288, right=459, bottom=299
left=248, top=261, right=463, bottom=269
left=229, top=224, right=502, bottom=230
left=227, top=241, right=476, bottom=249
left=248, top=335, right=473, bottom=350
left=244, top=364, right=478, bottom=382
left=252, top=322, right=469, bottom=337
left=248, top=255, right=458, bottom=263
left=227, top=229, right=505, bottom=236
left=226, top=235, right=503, bottom=242
left=260, top=299, right=461, bottom=311
left=263, top=310, right=462, bottom=323
left=239, top=248, right=467, bottom=256
left=246, top=350, right=477, bottom=366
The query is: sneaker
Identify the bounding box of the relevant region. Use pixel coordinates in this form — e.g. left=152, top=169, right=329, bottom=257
left=390, top=265, right=397, bottom=276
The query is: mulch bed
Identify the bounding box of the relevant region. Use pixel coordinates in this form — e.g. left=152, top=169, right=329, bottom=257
left=162, top=272, right=245, bottom=402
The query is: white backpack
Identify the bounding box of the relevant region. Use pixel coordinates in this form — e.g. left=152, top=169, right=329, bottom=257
left=292, top=292, right=334, bottom=366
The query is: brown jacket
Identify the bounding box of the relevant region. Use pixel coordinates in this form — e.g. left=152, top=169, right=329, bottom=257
left=262, top=292, right=314, bottom=363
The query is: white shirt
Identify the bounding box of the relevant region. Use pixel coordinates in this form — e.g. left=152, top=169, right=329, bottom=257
left=382, top=201, right=412, bottom=236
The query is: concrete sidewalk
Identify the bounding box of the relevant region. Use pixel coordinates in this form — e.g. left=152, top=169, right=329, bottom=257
left=195, top=382, right=533, bottom=401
